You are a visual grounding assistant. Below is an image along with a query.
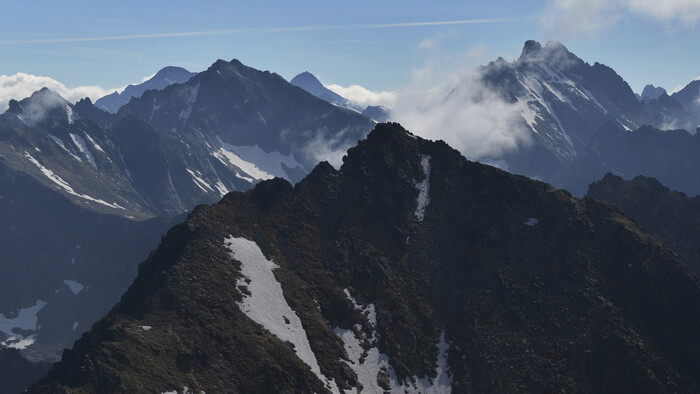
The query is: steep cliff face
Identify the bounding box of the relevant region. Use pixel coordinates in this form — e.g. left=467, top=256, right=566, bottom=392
left=32, top=124, right=700, bottom=393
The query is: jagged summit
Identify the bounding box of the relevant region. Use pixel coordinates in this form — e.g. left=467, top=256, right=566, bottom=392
left=516, top=40, right=582, bottom=68
left=1, top=87, right=74, bottom=126
left=520, top=39, right=543, bottom=58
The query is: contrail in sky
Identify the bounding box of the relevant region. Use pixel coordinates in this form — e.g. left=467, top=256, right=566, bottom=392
left=0, top=17, right=532, bottom=45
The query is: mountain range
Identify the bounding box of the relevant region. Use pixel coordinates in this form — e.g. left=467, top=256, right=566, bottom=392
left=475, top=40, right=700, bottom=188
left=29, top=123, right=700, bottom=393
left=2, top=40, right=700, bottom=392
left=0, top=58, right=375, bottom=369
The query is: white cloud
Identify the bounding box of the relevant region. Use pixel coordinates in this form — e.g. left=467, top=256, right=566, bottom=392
left=544, top=0, right=700, bottom=36
left=0, top=73, right=115, bottom=111
left=628, top=0, right=700, bottom=27
left=326, top=84, right=396, bottom=109
left=328, top=51, right=532, bottom=161
left=391, top=65, right=532, bottom=160
left=543, top=0, right=622, bottom=36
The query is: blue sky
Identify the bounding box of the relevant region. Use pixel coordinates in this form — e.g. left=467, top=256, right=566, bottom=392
left=1, top=0, right=700, bottom=100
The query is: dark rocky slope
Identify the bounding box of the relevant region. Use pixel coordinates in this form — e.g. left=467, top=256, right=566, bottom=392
left=0, top=348, right=51, bottom=394
left=587, top=173, right=700, bottom=276
left=31, top=124, right=700, bottom=393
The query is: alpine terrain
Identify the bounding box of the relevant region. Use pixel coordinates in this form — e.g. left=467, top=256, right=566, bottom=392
left=472, top=40, right=700, bottom=184
left=30, top=124, right=700, bottom=393
left=0, top=57, right=375, bottom=367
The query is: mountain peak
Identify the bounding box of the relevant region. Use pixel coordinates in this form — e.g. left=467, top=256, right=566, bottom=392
left=289, top=71, right=354, bottom=110
left=641, top=84, right=667, bottom=101
left=518, top=39, right=580, bottom=69
left=1, top=87, right=73, bottom=126
left=290, top=71, right=322, bottom=86
left=520, top=40, right=543, bottom=58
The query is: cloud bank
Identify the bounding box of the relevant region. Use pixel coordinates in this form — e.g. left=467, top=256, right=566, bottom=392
left=0, top=73, right=115, bottom=111
left=544, top=0, right=700, bottom=36
left=327, top=64, right=531, bottom=162
left=391, top=66, right=531, bottom=160
left=326, top=84, right=396, bottom=109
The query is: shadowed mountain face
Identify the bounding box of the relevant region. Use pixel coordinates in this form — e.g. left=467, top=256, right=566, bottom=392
left=0, top=159, right=179, bottom=361
left=31, top=124, right=700, bottom=393
left=587, top=173, right=700, bottom=276
left=0, top=348, right=51, bottom=393
left=0, top=57, right=375, bottom=369
left=117, top=60, right=375, bottom=172
left=95, top=67, right=196, bottom=113
left=0, top=59, right=375, bottom=219
left=552, top=122, right=700, bottom=197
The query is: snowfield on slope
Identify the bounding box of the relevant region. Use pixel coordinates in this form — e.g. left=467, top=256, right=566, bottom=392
left=337, top=289, right=453, bottom=393
left=414, top=155, right=432, bottom=221
left=225, top=236, right=340, bottom=392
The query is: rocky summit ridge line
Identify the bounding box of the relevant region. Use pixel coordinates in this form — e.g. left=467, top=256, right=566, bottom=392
left=31, top=123, right=700, bottom=393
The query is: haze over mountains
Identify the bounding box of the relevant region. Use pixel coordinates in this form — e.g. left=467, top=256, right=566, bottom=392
left=2, top=39, right=700, bottom=392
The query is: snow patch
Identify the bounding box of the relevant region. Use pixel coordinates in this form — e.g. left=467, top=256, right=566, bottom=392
left=83, top=133, right=104, bottom=152
left=48, top=135, right=82, bottom=162
left=160, top=387, right=201, bottom=394
left=66, top=105, right=75, bottom=124
left=413, top=155, right=432, bottom=221
left=205, top=159, right=229, bottom=197
left=63, top=280, right=85, bottom=295
left=225, top=236, right=339, bottom=392
left=24, top=152, right=125, bottom=209
left=0, top=299, right=47, bottom=349
left=343, top=289, right=376, bottom=327
left=214, top=137, right=305, bottom=182
left=3, top=336, right=37, bottom=349
left=213, top=141, right=273, bottom=182
left=336, top=290, right=452, bottom=393
left=186, top=168, right=214, bottom=193
left=524, top=218, right=539, bottom=226
left=139, top=325, right=152, bottom=332
left=70, top=133, right=97, bottom=168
